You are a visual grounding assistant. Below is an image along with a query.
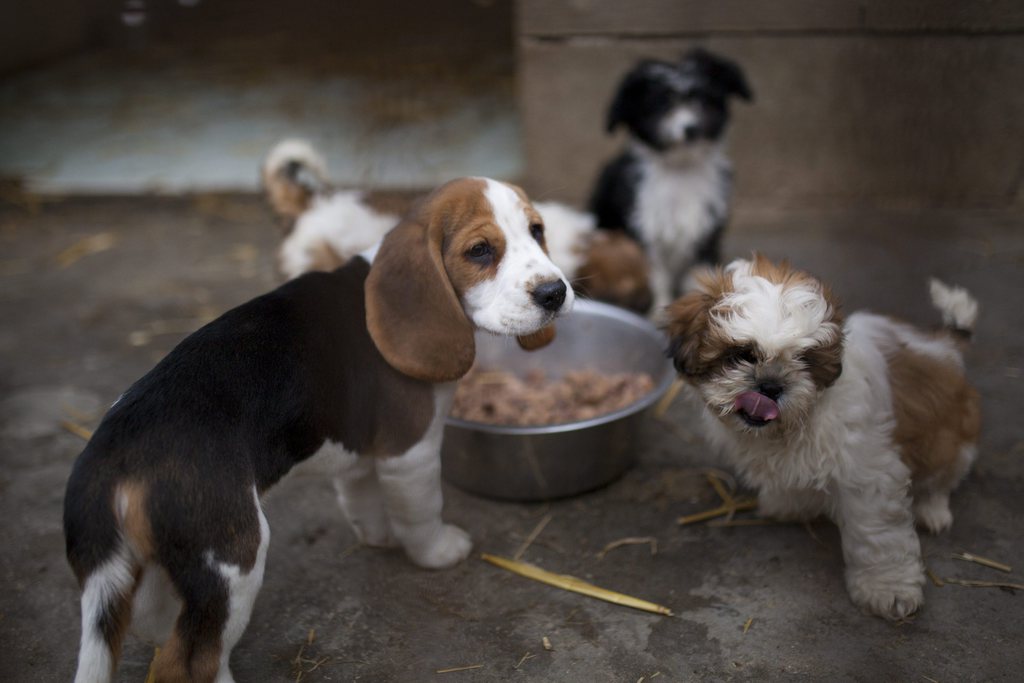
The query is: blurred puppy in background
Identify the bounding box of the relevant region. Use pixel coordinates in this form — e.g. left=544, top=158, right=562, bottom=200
left=666, top=254, right=980, bottom=620
left=261, top=139, right=399, bottom=279
left=262, top=139, right=653, bottom=313
left=590, top=48, right=753, bottom=314
left=531, top=200, right=652, bottom=314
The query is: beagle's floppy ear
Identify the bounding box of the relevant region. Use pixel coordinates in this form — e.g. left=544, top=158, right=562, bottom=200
left=365, top=217, right=475, bottom=383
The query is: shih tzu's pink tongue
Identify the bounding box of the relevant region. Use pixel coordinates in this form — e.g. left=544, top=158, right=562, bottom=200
left=735, top=391, right=780, bottom=422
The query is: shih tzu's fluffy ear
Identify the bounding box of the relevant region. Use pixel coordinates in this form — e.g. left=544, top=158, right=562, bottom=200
left=663, top=266, right=732, bottom=378
left=803, top=329, right=845, bottom=388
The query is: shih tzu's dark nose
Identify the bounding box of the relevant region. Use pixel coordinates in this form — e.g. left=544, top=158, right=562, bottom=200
left=532, top=280, right=567, bottom=312
left=683, top=124, right=699, bottom=141
left=758, top=380, right=784, bottom=401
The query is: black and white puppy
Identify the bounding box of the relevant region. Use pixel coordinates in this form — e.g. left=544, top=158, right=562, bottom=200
left=63, top=177, right=573, bottom=683
left=589, top=48, right=753, bottom=314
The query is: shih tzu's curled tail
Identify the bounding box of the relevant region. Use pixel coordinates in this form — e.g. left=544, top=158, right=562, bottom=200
left=929, top=278, right=978, bottom=342
left=261, top=138, right=330, bottom=221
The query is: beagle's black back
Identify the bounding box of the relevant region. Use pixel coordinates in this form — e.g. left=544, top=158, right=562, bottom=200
left=64, top=256, right=433, bottom=580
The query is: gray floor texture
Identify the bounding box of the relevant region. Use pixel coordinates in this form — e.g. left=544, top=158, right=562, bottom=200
left=0, top=196, right=1021, bottom=681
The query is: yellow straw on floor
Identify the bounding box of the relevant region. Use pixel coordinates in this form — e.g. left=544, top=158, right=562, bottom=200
left=481, top=554, right=673, bottom=616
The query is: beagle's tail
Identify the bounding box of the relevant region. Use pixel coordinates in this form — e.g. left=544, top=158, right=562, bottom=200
left=261, top=138, right=330, bottom=220
left=929, top=278, right=978, bottom=342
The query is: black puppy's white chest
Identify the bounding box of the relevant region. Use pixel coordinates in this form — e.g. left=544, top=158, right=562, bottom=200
left=632, top=147, right=731, bottom=264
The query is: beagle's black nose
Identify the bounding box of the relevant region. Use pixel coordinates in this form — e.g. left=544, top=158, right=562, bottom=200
left=532, top=280, right=567, bottom=312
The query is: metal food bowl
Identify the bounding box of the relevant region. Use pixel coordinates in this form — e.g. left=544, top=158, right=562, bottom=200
left=442, top=299, right=675, bottom=501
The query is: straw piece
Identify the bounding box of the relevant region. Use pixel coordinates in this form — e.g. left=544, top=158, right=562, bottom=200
left=803, top=522, right=824, bottom=546
left=706, top=472, right=734, bottom=505
left=62, top=403, right=96, bottom=423
left=654, top=378, right=685, bottom=417
left=129, top=318, right=208, bottom=347
left=942, top=578, right=1024, bottom=591
left=436, top=664, right=484, bottom=674
left=291, top=630, right=332, bottom=682
left=481, top=554, right=673, bottom=616
left=677, top=499, right=758, bottom=526
left=925, top=568, right=945, bottom=588
left=60, top=420, right=94, bottom=441
left=951, top=552, right=1012, bottom=574
left=472, top=371, right=518, bottom=384
left=597, top=536, right=658, bottom=560
left=56, top=232, right=116, bottom=268
left=742, top=617, right=754, bottom=634
left=513, top=653, right=535, bottom=670
left=144, top=648, right=160, bottom=683
left=542, top=636, right=553, bottom=651
left=707, top=518, right=776, bottom=528
left=513, top=513, right=553, bottom=561
left=702, top=468, right=737, bottom=493
left=338, top=542, right=361, bottom=561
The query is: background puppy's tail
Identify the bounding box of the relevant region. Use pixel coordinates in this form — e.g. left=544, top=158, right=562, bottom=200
left=929, top=278, right=978, bottom=341
left=261, top=138, right=330, bottom=220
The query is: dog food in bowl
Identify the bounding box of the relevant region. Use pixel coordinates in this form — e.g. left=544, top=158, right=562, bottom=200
left=442, top=299, right=674, bottom=501
left=452, top=367, right=656, bottom=426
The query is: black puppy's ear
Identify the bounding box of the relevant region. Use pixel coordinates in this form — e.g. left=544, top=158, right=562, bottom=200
left=605, top=72, right=632, bottom=133
left=605, top=60, right=659, bottom=134
left=718, top=59, right=753, bottom=102
left=682, top=48, right=754, bottom=102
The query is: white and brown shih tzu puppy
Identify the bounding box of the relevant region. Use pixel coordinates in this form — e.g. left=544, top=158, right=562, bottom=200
left=665, top=254, right=980, bottom=620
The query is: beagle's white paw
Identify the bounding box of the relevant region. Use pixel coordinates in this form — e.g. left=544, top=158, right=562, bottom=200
left=404, top=524, right=473, bottom=569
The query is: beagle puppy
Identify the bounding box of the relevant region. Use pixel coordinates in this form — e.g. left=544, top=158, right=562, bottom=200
left=63, top=177, right=573, bottom=683
left=262, top=139, right=652, bottom=314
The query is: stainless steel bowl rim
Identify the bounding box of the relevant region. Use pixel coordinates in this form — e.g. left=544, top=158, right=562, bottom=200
left=445, top=299, right=676, bottom=436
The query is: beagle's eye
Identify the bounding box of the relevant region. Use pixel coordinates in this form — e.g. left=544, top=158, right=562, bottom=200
left=529, top=223, right=545, bottom=243
left=466, top=242, right=493, bottom=262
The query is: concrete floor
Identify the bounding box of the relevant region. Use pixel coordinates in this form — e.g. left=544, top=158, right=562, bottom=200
left=0, top=195, right=1022, bottom=681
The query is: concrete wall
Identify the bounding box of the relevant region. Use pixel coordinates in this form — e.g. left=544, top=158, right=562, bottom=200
left=0, top=1, right=118, bottom=75
left=517, top=1, right=1024, bottom=210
